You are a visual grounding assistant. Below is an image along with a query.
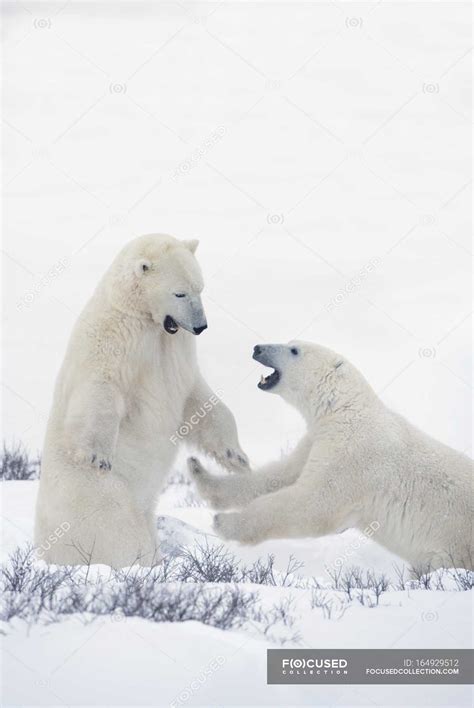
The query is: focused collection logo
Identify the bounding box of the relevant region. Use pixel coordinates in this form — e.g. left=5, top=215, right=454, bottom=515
left=281, top=657, right=348, bottom=676
left=268, top=650, right=473, bottom=685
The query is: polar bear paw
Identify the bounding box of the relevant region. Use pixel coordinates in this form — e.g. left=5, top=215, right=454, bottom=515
left=187, top=456, right=204, bottom=476
left=227, top=448, right=250, bottom=469
left=91, top=454, right=112, bottom=471
left=69, top=447, right=113, bottom=472
left=187, top=457, right=233, bottom=510
left=213, top=512, right=242, bottom=541
left=187, top=456, right=214, bottom=499
left=213, top=447, right=249, bottom=474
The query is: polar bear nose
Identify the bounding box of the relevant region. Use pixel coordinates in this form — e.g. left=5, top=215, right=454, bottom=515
left=193, top=324, right=208, bottom=335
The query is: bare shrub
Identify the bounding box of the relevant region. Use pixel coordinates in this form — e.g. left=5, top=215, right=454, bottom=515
left=164, top=542, right=307, bottom=588
left=311, top=590, right=348, bottom=620
left=449, top=567, right=474, bottom=591
left=0, top=546, right=297, bottom=639
left=1, top=443, right=40, bottom=480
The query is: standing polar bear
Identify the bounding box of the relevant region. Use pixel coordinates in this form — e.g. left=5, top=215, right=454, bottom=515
left=35, top=234, right=248, bottom=567
left=190, top=341, right=473, bottom=571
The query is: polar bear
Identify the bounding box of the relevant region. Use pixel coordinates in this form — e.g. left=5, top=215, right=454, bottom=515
left=34, top=234, right=248, bottom=567
left=189, top=341, right=473, bottom=571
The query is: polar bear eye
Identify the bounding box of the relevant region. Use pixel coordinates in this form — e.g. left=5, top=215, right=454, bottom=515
left=290, top=347, right=299, bottom=356
left=174, top=293, right=186, bottom=298
left=141, top=264, right=149, bottom=272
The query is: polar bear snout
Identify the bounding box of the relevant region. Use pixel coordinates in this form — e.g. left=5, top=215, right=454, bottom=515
left=187, top=294, right=207, bottom=334
left=164, top=294, right=207, bottom=336
left=253, top=344, right=284, bottom=391
left=253, top=344, right=280, bottom=366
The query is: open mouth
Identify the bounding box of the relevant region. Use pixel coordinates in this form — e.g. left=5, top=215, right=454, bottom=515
left=164, top=315, right=179, bottom=334
left=253, top=347, right=281, bottom=391
left=257, top=367, right=281, bottom=391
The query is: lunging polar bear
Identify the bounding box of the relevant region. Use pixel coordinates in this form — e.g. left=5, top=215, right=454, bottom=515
left=190, top=341, right=473, bottom=571
left=35, top=234, right=248, bottom=567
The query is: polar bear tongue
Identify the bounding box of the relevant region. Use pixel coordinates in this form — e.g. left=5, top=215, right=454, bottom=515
left=164, top=315, right=179, bottom=334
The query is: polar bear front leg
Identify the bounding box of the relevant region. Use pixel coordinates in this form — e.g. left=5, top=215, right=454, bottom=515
left=213, top=486, right=318, bottom=544
left=182, top=375, right=249, bottom=473
left=65, top=381, right=124, bottom=471
left=213, top=468, right=344, bottom=545
left=188, top=437, right=312, bottom=509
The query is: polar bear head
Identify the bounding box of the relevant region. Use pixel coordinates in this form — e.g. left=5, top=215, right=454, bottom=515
left=253, top=341, right=374, bottom=418
left=106, top=234, right=207, bottom=335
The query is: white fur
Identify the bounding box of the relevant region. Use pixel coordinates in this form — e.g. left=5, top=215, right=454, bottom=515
left=190, top=341, right=473, bottom=571
left=34, top=234, right=248, bottom=567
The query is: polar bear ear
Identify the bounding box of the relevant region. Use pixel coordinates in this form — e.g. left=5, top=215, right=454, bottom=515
left=134, top=259, right=151, bottom=277
left=183, top=239, right=199, bottom=254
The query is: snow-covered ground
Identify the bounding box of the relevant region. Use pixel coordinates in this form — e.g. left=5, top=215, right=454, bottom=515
left=2, top=478, right=473, bottom=707
left=2, top=1, right=472, bottom=706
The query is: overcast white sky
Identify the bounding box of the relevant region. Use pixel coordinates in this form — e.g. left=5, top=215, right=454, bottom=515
left=2, top=0, right=472, bottom=462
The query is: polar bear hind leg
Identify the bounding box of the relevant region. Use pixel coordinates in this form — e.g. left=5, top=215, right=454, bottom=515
left=35, top=473, right=159, bottom=568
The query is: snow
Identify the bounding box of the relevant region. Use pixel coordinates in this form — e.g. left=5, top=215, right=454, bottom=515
left=5, top=613, right=473, bottom=707
left=2, top=0, right=472, bottom=706
left=1, top=481, right=473, bottom=706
